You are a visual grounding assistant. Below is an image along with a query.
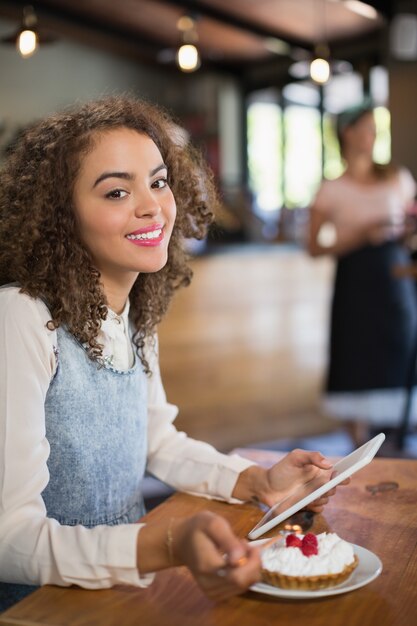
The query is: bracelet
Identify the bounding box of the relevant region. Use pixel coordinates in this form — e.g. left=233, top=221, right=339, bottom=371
left=166, top=517, right=175, bottom=566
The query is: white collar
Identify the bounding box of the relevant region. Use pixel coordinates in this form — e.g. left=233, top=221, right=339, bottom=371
left=101, top=300, right=130, bottom=335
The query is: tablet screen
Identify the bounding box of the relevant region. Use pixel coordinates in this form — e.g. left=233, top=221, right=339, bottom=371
left=248, top=433, right=385, bottom=539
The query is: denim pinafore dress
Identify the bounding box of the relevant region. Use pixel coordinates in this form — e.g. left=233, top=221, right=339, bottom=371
left=0, top=325, right=148, bottom=611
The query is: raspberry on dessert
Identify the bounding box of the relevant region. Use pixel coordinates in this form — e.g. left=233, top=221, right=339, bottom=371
left=302, top=533, right=318, bottom=548
left=301, top=542, right=319, bottom=557
left=286, top=533, right=302, bottom=548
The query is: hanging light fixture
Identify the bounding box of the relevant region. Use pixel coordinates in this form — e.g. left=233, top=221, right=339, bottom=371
left=177, top=44, right=200, bottom=72
left=1, top=5, right=55, bottom=58
left=288, top=1, right=355, bottom=83
left=310, top=43, right=331, bottom=84
left=17, top=5, right=38, bottom=58
left=310, top=0, right=331, bottom=84
left=176, top=14, right=201, bottom=72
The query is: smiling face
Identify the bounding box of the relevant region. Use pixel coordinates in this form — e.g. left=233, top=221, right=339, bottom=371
left=72, top=127, right=176, bottom=305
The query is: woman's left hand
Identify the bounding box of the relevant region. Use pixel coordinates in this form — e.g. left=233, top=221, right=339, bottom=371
left=264, top=449, right=349, bottom=510
left=233, top=449, right=349, bottom=510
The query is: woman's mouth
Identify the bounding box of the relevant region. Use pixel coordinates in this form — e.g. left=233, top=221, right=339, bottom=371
left=126, top=225, right=164, bottom=246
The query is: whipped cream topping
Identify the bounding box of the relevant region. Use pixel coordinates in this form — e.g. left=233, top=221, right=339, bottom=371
left=261, top=533, right=355, bottom=577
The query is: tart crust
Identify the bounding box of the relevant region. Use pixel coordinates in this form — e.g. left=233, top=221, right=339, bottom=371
left=261, top=554, right=359, bottom=590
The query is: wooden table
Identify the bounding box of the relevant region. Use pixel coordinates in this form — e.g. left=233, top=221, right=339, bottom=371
left=1, top=451, right=416, bottom=626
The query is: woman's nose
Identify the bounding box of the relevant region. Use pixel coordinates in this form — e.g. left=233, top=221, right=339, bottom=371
left=134, top=191, right=161, bottom=218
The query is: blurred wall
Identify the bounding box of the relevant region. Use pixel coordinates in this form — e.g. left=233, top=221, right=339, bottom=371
left=389, top=59, right=417, bottom=181
left=0, top=17, right=168, bottom=145
left=0, top=16, right=240, bottom=191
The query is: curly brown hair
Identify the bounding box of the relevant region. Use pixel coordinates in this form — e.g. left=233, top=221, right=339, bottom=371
left=0, top=95, right=216, bottom=373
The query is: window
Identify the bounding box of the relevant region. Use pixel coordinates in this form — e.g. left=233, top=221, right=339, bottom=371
left=247, top=98, right=283, bottom=212
left=247, top=69, right=391, bottom=219
left=284, top=105, right=322, bottom=208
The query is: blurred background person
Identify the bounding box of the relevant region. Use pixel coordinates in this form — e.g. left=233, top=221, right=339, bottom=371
left=308, top=104, right=417, bottom=447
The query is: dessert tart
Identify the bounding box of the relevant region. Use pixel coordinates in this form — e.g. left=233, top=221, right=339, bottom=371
left=261, top=532, right=359, bottom=590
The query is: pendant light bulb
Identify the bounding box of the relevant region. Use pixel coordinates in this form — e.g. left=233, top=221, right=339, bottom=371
left=17, top=28, right=38, bottom=57
left=176, top=43, right=200, bottom=72
left=310, top=57, right=330, bottom=84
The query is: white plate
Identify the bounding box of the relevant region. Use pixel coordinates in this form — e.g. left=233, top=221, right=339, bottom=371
left=250, top=542, right=382, bottom=599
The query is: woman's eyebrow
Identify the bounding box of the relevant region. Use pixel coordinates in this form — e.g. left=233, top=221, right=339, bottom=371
left=93, top=172, right=133, bottom=188
left=150, top=163, right=168, bottom=176
left=92, top=163, right=167, bottom=188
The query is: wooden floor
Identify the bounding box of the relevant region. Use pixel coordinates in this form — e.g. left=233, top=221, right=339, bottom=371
left=158, top=244, right=338, bottom=453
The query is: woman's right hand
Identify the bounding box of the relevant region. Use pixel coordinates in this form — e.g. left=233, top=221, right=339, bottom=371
left=172, top=511, right=261, bottom=601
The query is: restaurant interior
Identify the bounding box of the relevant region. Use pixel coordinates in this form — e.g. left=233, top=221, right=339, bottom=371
left=1, top=2, right=417, bottom=624
left=1, top=0, right=417, bottom=474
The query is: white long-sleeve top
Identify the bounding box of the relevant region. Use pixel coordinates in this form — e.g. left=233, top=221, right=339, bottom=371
left=0, top=285, right=254, bottom=590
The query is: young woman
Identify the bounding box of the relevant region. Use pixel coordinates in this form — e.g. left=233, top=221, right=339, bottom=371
left=309, top=104, right=417, bottom=446
left=0, top=96, right=336, bottom=610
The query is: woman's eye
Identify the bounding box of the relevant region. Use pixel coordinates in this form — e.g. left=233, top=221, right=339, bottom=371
left=105, top=189, right=128, bottom=199
left=152, top=178, right=168, bottom=189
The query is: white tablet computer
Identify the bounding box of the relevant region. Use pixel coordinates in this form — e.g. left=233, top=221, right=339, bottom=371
left=247, top=433, right=385, bottom=540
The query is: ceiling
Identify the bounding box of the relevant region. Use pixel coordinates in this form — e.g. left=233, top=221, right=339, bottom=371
left=0, top=1, right=407, bottom=83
